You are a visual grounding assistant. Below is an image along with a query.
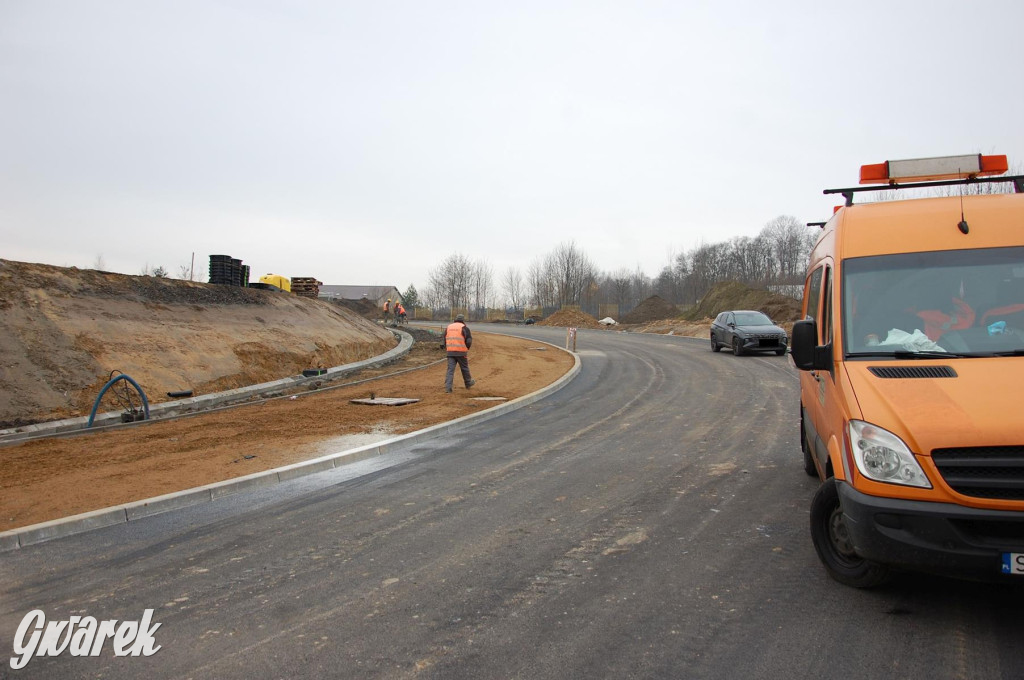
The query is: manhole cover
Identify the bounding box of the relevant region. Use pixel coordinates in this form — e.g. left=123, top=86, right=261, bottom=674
left=350, top=398, right=421, bottom=406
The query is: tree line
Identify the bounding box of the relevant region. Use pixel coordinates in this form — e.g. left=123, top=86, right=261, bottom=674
left=422, top=215, right=817, bottom=319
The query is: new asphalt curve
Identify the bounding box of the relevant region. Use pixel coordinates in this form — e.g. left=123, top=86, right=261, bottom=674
left=1, top=327, right=1021, bottom=679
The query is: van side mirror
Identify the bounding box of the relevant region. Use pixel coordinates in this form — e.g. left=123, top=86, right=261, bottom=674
left=791, top=319, right=832, bottom=371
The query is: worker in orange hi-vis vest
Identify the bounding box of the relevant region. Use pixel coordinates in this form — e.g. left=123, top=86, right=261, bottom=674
left=396, top=303, right=407, bottom=325
left=383, top=298, right=391, bottom=322
left=441, top=314, right=475, bottom=393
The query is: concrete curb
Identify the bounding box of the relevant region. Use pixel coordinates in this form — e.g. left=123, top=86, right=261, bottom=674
left=0, top=330, right=415, bottom=445
left=0, top=338, right=580, bottom=552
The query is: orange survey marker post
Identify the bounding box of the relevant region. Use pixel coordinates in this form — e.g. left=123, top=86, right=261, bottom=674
left=792, top=154, right=1024, bottom=587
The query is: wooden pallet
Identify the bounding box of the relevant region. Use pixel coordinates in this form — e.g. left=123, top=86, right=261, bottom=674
left=290, top=277, right=323, bottom=298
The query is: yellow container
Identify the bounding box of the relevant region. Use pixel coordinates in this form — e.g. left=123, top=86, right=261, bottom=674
left=259, top=274, right=291, bottom=292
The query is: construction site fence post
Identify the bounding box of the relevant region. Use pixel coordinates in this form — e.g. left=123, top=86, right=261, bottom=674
left=566, top=327, right=577, bottom=352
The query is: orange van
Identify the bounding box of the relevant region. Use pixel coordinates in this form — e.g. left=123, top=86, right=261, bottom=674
left=791, top=154, right=1024, bottom=587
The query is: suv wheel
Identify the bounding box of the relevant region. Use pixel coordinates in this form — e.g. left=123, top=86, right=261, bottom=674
left=732, top=337, right=743, bottom=356
left=809, top=479, right=890, bottom=588
left=710, top=334, right=721, bottom=352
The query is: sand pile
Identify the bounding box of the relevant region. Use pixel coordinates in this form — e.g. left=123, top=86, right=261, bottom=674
left=684, top=281, right=801, bottom=323
left=537, top=308, right=603, bottom=329
left=620, top=295, right=681, bottom=324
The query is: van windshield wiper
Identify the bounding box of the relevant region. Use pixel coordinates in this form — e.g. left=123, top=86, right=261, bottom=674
left=893, top=350, right=972, bottom=359
left=846, top=350, right=972, bottom=359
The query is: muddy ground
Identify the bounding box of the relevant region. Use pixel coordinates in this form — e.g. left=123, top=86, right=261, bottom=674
left=0, top=330, right=574, bottom=530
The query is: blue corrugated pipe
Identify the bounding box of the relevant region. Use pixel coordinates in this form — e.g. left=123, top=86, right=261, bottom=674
left=87, top=374, right=150, bottom=427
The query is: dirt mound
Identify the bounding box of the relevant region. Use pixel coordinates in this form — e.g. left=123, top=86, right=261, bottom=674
left=0, top=260, right=395, bottom=428
left=620, top=295, right=681, bottom=324
left=536, top=308, right=603, bottom=329
left=683, top=281, right=802, bottom=323
left=332, top=297, right=380, bottom=320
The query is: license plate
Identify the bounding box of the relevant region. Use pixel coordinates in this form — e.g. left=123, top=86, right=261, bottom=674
left=1001, top=553, right=1024, bottom=575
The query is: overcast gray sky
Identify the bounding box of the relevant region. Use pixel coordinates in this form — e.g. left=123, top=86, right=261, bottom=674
left=3, top=0, right=1022, bottom=293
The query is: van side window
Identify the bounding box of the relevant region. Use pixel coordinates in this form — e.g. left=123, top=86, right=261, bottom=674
left=821, top=266, right=833, bottom=345
left=805, top=267, right=823, bottom=322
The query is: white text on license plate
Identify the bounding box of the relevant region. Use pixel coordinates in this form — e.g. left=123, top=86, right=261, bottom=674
left=1001, top=553, right=1024, bottom=575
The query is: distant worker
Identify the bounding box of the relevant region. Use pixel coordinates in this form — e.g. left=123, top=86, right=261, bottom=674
left=383, top=298, right=391, bottom=323
left=396, top=302, right=407, bottom=325
left=442, top=314, right=476, bottom=393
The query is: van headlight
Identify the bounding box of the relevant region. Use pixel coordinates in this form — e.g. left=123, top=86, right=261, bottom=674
left=848, top=420, right=931, bottom=488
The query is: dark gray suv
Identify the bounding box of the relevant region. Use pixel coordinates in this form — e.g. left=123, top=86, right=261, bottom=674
left=710, top=310, right=788, bottom=356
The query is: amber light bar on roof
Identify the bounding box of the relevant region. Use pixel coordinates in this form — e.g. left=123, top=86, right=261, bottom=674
left=860, top=153, right=1008, bottom=185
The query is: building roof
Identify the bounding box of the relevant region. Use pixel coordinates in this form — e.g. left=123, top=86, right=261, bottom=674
left=318, top=285, right=401, bottom=302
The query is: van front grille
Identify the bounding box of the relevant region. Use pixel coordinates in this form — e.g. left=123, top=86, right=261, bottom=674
left=932, top=447, right=1024, bottom=500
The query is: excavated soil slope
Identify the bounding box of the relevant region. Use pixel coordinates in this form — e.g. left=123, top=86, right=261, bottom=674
left=0, top=260, right=395, bottom=428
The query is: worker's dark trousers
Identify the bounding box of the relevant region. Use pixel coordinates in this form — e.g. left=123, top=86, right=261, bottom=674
left=445, top=355, right=472, bottom=390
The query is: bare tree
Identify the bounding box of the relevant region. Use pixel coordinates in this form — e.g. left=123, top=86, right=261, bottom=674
left=502, top=267, right=524, bottom=312
left=178, top=264, right=192, bottom=280
left=472, top=260, right=493, bottom=319
left=427, top=253, right=474, bottom=315
left=547, top=241, right=595, bottom=307
left=762, top=215, right=809, bottom=284
left=526, top=257, right=553, bottom=309
left=653, top=265, right=682, bottom=303
left=630, top=266, right=651, bottom=309
left=611, top=268, right=632, bottom=309
left=92, top=254, right=106, bottom=271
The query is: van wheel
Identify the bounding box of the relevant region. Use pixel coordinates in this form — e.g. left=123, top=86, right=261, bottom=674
left=710, top=334, right=721, bottom=352
left=809, top=479, right=889, bottom=588
left=732, top=338, right=743, bottom=356
left=776, top=347, right=787, bottom=356
left=800, top=415, right=817, bottom=477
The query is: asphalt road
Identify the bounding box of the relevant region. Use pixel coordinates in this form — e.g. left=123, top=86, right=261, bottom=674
left=1, top=327, right=1021, bottom=679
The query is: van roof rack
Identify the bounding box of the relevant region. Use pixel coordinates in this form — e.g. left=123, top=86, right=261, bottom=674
left=824, top=175, right=1024, bottom=207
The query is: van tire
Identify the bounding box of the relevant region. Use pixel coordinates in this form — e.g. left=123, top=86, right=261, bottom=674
left=810, top=479, right=890, bottom=588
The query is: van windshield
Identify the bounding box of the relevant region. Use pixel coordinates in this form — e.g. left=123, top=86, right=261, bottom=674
left=842, top=246, right=1024, bottom=358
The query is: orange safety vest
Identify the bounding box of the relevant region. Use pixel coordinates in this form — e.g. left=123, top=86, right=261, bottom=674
left=915, top=298, right=974, bottom=341
left=982, top=303, right=1024, bottom=326
left=397, top=304, right=405, bottom=315
left=445, top=322, right=468, bottom=354
left=384, top=301, right=390, bottom=311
